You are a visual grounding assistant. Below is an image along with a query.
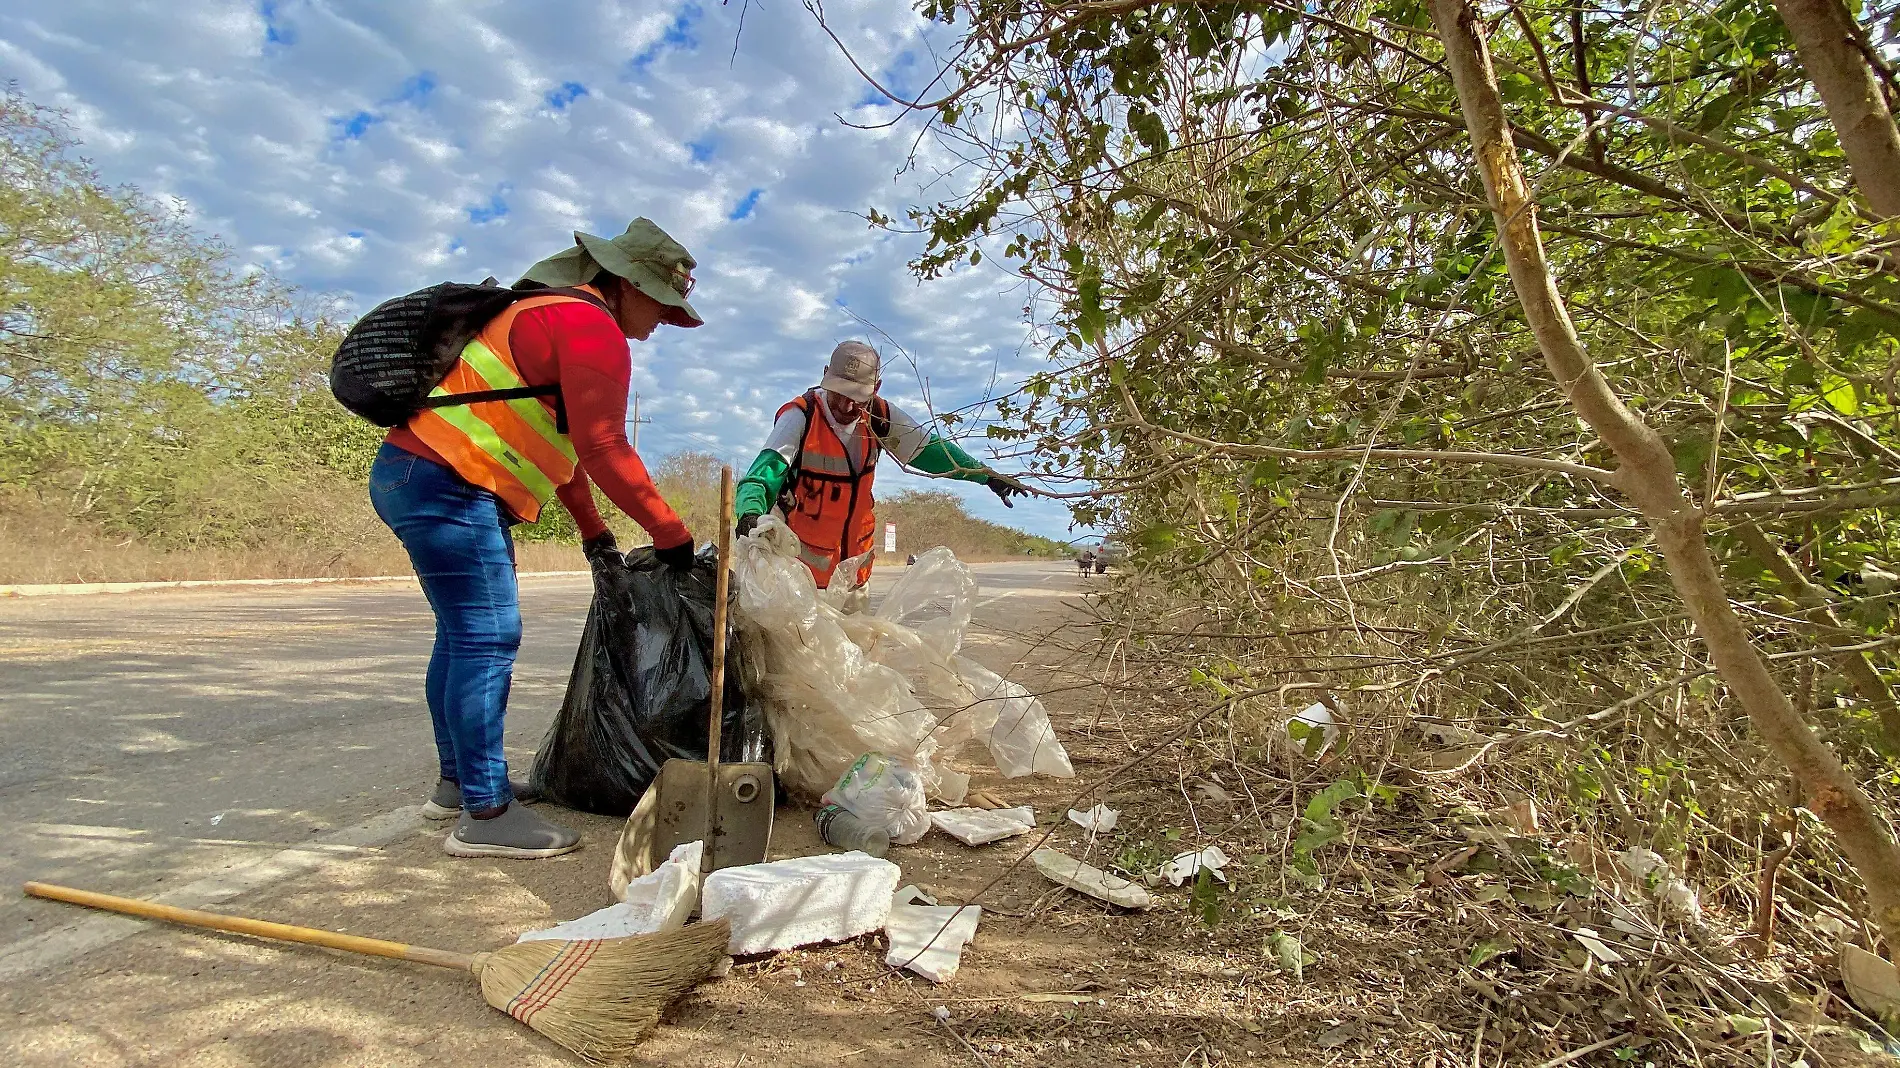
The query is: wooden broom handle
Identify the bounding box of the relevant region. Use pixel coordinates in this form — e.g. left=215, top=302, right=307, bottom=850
left=23, top=881, right=477, bottom=972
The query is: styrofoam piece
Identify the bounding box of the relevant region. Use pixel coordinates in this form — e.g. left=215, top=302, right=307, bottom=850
left=885, top=885, right=981, bottom=983
left=1160, top=845, right=1230, bottom=887
left=930, top=806, right=1036, bottom=846
left=1286, top=702, right=1338, bottom=757
left=701, top=851, right=902, bottom=955
left=1066, top=804, right=1119, bottom=834
left=1616, top=847, right=1703, bottom=921
left=622, top=840, right=703, bottom=924
left=1031, top=847, right=1153, bottom=910
left=519, top=840, right=702, bottom=943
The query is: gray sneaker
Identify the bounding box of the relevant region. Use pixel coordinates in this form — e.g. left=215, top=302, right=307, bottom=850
left=444, top=802, right=581, bottom=859
left=421, top=778, right=463, bottom=820
left=421, top=777, right=541, bottom=820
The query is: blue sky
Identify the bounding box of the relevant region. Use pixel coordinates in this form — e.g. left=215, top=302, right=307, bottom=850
left=0, top=0, right=1084, bottom=541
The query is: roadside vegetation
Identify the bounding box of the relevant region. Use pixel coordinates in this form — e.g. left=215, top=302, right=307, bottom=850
left=841, top=0, right=1900, bottom=1062
left=0, top=91, right=1055, bottom=584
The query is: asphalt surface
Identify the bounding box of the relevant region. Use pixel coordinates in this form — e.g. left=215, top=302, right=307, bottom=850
left=0, top=558, right=1068, bottom=947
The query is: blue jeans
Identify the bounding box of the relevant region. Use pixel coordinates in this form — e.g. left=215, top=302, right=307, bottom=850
left=369, top=442, right=520, bottom=811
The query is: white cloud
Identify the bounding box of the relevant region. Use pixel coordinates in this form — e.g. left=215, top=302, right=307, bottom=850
left=0, top=0, right=1085, bottom=540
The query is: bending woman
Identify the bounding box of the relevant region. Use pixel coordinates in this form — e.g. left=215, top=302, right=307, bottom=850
left=370, top=219, right=702, bottom=859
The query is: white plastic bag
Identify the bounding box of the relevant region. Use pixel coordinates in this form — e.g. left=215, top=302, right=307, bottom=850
left=824, top=751, right=932, bottom=844
left=734, top=518, right=1073, bottom=800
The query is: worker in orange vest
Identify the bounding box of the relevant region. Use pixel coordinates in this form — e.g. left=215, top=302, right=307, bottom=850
left=733, top=341, right=1031, bottom=594
left=372, top=219, right=699, bottom=860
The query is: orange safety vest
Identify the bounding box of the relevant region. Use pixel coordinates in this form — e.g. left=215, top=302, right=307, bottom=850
left=404, top=288, right=606, bottom=523
left=779, top=389, right=890, bottom=589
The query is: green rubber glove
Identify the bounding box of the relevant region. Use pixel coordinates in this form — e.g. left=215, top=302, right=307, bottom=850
left=735, top=450, right=790, bottom=523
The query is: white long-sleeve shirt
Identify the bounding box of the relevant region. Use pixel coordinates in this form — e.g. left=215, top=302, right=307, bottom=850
left=759, top=388, right=936, bottom=475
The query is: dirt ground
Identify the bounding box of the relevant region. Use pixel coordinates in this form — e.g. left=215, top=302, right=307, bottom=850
left=0, top=588, right=1278, bottom=1068
left=5, top=582, right=1890, bottom=1068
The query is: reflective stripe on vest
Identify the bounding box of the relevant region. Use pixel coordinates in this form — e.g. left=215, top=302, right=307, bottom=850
left=405, top=290, right=602, bottom=523
left=779, top=390, right=887, bottom=588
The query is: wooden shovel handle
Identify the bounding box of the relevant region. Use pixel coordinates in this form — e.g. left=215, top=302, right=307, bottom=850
left=708, top=467, right=734, bottom=767
left=704, top=466, right=735, bottom=866
left=23, top=881, right=476, bottom=972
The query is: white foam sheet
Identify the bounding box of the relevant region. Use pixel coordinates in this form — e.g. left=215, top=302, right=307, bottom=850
left=517, top=841, right=702, bottom=943
left=701, top=851, right=902, bottom=955
left=930, top=806, right=1036, bottom=846
left=885, top=885, right=981, bottom=983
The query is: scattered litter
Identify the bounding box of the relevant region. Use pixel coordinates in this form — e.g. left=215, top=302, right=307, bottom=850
left=1842, top=944, right=1900, bottom=1024
left=1316, top=1022, right=1356, bottom=1048
left=885, top=885, right=981, bottom=983
left=209, top=813, right=224, bottom=826
left=619, top=839, right=702, bottom=927
left=1616, top=847, right=1703, bottom=922
left=1160, top=846, right=1230, bottom=886
left=1192, top=780, right=1234, bottom=805
left=1285, top=702, right=1339, bottom=758
left=931, top=1005, right=951, bottom=1022
left=1066, top=804, right=1120, bottom=834
left=734, top=526, right=1073, bottom=801
left=1573, top=927, right=1625, bottom=964
left=520, top=841, right=702, bottom=943
left=966, top=789, right=1011, bottom=810
left=1814, top=912, right=1851, bottom=940
left=1419, top=720, right=1480, bottom=745
left=895, top=883, right=938, bottom=906
left=701, top=851, right=901, bottom=955
left=931, top=806, right=1036, bottom=845
left=826, top=752, right=931, bottom=845
left=1031, top=847, right=1153, bottom=910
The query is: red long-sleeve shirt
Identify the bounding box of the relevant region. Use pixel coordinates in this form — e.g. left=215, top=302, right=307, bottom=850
left=385, top=301, right=690, bottom=549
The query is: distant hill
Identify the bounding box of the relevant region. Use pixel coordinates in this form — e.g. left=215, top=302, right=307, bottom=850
left=875, top=489, right=1067, bottom=560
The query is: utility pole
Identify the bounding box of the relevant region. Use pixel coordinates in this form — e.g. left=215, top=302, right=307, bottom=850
left=630, top=392, right=653, bottom=453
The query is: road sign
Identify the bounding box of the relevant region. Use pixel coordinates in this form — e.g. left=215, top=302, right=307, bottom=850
left=884, top=523, right=897, bottom=553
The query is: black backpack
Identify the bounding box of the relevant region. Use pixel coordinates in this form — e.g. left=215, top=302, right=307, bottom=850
left=329, top=279, right=607, bottom=428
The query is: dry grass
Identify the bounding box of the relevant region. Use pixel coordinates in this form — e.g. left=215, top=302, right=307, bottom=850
left=0, top=502, right=587, bottom=584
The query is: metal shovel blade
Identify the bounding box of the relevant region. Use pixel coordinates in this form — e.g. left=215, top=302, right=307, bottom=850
left=616, top=759, right=775, bottom=881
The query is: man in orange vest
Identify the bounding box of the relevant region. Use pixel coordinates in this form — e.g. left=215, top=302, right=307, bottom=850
left=733, top=341, right=1031, bottom=594
left=372, top=219, right=699, bottom=859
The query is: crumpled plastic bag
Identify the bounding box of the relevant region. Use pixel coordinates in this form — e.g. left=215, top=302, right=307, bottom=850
left=824, top=752, right=931, bottom=844
left=734, top=516, right=1073, bottom=801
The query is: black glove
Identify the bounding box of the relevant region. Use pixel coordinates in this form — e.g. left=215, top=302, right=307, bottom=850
left=655, top=538, right=697, bottom=572
left=736, top=512, right=761, bottom=537
left=581, top=531, right=619, bottom=568
left=986, top=472, right=1032, bottom=508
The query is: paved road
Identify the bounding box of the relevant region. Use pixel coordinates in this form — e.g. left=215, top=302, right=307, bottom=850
left=0, top=558, right=1070, bottom=947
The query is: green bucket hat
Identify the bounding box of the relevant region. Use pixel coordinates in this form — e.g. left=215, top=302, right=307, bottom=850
left=517, top=217, right=703, bottom=328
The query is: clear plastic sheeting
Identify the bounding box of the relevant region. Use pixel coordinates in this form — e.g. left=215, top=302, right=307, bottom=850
left=734, top=516, right=1074, bottom=801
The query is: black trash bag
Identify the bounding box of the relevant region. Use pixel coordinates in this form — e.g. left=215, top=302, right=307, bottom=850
left=530, top=544, right=768, bottom=816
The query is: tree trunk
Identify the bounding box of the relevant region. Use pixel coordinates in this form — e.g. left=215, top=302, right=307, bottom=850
left=1430, top=0, right=1900, bottom=957
left=1771, top=0, right=1900, bottom=219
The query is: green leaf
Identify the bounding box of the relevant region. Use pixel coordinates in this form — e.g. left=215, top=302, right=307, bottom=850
left=1304, top=778, right=1360, bottom=825
left=1467, top=936, right=1514, bottom=968
left=1191, top=867, right=1222, bottom=927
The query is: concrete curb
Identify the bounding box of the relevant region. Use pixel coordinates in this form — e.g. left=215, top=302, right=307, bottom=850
left=0, top=571, right=590, bottom=598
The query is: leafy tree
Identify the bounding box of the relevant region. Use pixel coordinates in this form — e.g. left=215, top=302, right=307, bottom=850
left=833, top=0, right=1900, bottom=951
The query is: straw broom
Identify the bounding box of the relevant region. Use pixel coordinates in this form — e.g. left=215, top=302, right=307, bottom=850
left=24, top=880, right=728, bottom=1063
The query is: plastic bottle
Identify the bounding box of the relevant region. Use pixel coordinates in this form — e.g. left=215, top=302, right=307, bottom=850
left=814, top=803, right=891, bottom=857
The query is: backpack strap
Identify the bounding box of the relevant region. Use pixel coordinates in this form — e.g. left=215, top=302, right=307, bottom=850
left=424, top=285, right=609, bottom=433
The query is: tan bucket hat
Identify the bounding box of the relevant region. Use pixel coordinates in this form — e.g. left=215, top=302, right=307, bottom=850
left=820, top=341, right=880, bottom=403
left=518, top=218, right=703, bottom=327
